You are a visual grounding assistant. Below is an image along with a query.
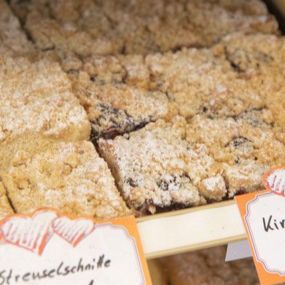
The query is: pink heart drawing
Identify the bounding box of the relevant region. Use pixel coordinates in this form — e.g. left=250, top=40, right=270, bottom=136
left=264, top=168, right=285, bottom=196
left=52, top=217, right=95, bottom=247
left=0, top=210, right=58, bottom=255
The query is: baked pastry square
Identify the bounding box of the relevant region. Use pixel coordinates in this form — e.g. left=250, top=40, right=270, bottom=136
left=145, top=49, right=265, bottom=119
left=73, top=71, right=174, bottom=140
left=98, top=117, right=227, bottom=215
left=187, top=110, right=285, bottom=196
left=0, top=56, right=90, bottom=145
left=1, top=141, right=129, bottom=218
left=213, top=33, right=285, bottom=143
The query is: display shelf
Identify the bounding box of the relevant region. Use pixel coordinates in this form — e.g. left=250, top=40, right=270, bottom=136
left=138, top=200, right=247, bottom=259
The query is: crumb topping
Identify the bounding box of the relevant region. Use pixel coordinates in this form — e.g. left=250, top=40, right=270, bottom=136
left=98, top=117, right=227, bottom=214
left=9, top=0, right=277, bottom=60
left=0, top=56, right=90, bottom=143
left=2, top=141, right=129, bottom=218
left=187, top=110, right=285, bottom=196
left=73, top=72, right=173, bottom=139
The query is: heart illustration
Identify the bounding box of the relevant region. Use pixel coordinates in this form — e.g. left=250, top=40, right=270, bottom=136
left=52, top=217, right=95, bottom=247
left=264, top=167, right=285, bottom=196
left=0, top=210, right=58, bottom=255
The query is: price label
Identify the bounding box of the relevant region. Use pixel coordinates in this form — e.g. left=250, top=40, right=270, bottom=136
left=236, top=166, right=285, bottom=285
left=0, top=210, right=152, bottom=285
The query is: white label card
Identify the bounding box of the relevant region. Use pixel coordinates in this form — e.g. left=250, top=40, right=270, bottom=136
left=0, top=210, right=148, bottom=285
left=236, top=166, right=285, bottom=284
left=245, top=192, right=285, bottom=275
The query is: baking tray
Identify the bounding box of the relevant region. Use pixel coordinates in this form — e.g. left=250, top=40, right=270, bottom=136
left=138, top=0, right=285, bottom=259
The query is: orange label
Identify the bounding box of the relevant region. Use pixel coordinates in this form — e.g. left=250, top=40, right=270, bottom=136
left=236, top=166, right=285, bottom=285
left=0, top=209, right=152, bottom=285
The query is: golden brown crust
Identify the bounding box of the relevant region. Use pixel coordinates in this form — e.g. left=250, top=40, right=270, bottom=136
left=77, top=43, right=280, bottom=123
left=98, top=109, right=285, bottom=213
left=98, top=117, right=228, bottom=214
left=213, top=33, right=285, bottom=135
left=0, top=56, right=91, bottom=145
left=1, top=140, right=130, bottom=218
left=144, top=49, right=265, bottom=119
left=73, top=71, right=174, bottom=139
left=9, top=0, right=278, bottom=60
left=187, top=110, right=285, bottom=196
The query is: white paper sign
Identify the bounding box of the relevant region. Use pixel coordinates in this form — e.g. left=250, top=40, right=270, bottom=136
left=245, top=192, right=285, bottom=275
left=0, top=210, right=146, bottom=285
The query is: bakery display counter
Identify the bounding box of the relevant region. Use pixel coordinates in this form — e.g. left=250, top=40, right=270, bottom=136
left=0, top=0, right=285, bottom=266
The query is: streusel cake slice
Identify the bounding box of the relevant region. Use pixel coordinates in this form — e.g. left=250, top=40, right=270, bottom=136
left=98, top=117, right=227, bottom=215
left=0, top=56, right=90, bottom=145
left=73, top=71, right=174, bottom=140
left=187, top=110, right=285, bottom=196
left=1, top=141, right=129, bottom=218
